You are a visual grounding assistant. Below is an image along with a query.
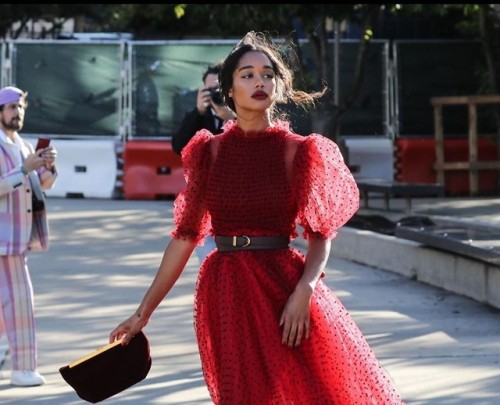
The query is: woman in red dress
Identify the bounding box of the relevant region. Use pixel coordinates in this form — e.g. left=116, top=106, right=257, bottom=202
left=110, top=31, right=405, bottom=404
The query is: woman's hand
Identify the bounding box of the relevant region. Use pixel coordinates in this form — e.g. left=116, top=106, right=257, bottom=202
left=279, top=237, right=331, bottom=348
left=279, top=282, right=314, bottom=348
left=109, top=312, right=148, bottom=346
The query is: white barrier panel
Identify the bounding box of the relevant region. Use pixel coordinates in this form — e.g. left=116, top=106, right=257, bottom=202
left=25, top=137, right=118, bottom=199
left=342, top=136, right=394, bottom=180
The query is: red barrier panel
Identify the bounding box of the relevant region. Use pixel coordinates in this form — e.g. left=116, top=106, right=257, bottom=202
left=123, top=141, right=186, bottom=200
left=395, top=138, right=498, bottom=196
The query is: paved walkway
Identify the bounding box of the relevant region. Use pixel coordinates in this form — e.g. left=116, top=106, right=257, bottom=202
left=0, top=197, right=499, bottom=404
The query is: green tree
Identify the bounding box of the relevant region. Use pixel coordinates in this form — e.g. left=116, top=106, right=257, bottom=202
left=160, top=4, right=382, bottom=140
left=3, top=4, right=500, bottom=140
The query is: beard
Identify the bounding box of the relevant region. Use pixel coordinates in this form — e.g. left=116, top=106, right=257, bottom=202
left=1, top=117, right=23, bottom=131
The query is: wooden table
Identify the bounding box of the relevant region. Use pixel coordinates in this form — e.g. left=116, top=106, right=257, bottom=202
left=431, top=95, right=500, bottom=196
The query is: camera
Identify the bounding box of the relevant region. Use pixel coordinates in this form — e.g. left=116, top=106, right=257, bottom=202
left=209, top=87, right=224, bottom=106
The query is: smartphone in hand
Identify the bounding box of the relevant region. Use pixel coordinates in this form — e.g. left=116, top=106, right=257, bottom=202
left=36, top=138, right=51, bottom=151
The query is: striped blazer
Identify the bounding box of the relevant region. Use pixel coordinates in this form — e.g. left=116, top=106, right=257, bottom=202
left=0, top=136, right=57, bottom=255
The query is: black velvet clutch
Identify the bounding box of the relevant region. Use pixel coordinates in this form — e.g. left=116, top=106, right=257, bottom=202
left=59, top=331, right=152, bottom=403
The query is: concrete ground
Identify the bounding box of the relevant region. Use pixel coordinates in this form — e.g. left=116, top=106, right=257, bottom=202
left=0, top=197, right=499, bottom=404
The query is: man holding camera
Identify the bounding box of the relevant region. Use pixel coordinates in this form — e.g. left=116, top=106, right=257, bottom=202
left=172, top=63, right=235, bottom=262
left=172, top=63, right=235, bottom=154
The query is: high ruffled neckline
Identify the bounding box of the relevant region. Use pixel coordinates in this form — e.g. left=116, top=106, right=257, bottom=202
left=222, top=120, right=292, bottom=138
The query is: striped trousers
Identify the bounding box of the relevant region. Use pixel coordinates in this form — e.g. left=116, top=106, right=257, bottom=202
left=0, top=254, right=36, bottom=371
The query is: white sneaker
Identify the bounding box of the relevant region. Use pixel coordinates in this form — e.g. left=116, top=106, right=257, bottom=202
left=10, top=370, right=46, bottom=387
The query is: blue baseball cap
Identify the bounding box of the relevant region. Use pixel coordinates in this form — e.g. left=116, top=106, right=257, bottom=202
left=0, top=86, right=27, bottom=106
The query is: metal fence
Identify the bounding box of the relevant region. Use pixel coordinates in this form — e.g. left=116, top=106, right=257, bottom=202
left=0, top=38, right=488, bottom=198
left=0, top=38, right=488, bottom=141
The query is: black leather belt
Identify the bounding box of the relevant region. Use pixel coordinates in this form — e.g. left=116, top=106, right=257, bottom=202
left=214, top=235, right=290, bottom=252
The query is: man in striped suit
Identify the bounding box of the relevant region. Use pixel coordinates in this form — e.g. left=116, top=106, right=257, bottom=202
left=0, top=86, right=58, bottom=387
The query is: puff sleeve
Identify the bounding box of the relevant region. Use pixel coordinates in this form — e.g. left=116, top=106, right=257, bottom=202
left=170, top=129, right=213, bottom=245
left=293, top=134, right=359, bottom=240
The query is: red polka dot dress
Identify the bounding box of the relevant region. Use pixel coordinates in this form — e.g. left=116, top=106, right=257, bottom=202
left=171, top=121, right=404, bottom=404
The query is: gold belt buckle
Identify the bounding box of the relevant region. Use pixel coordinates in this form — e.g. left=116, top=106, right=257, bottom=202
left=232, top=235, right=251, bottom=247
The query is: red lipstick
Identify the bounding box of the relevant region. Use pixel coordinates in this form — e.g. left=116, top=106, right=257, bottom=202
left=251, top=90, right=268, bottom=100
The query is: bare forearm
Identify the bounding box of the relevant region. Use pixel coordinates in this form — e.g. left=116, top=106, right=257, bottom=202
left=109, top=237, right=197, bottom=344
left=297, top=237, right=331, bottom=292
left=280, top=237, right=331, bottom=347
left=135, top=238, right=196, bottom=322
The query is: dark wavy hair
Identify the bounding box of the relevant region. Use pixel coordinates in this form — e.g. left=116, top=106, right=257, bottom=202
left=218, top=31, right=326, bottom=118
